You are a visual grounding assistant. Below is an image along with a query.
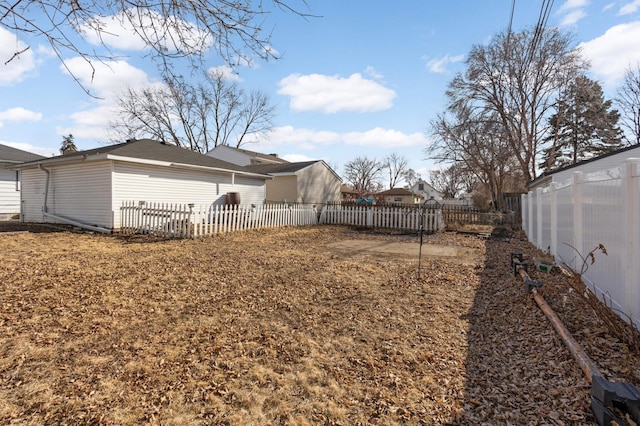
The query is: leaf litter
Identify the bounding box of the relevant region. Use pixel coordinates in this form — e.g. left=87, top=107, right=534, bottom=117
left=0, top=223, right=638, bottom=425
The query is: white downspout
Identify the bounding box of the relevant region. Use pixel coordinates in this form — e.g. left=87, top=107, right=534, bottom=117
left=39, top=164, right=50, bottom=214
left=37, top=163, right=111, bottom=234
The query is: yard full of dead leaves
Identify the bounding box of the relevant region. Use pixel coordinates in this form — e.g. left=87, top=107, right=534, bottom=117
left=1, top=223, right=639, bottom=425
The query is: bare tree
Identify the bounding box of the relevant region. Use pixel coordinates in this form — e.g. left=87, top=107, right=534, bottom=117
left=447, top=27, right=586, bottom=181
left=382, top=153, right=410, bottom=189
left=616, top=63, right=640, bottom=145
left=1, top=1, right=312, bottom=94
left=343, top=157, right=383, bottom=195
left=109, top=70, right=275, bottom=152
left=428, top=105, right=520, bottom=210
left=429, top=164, right=474, bottom=199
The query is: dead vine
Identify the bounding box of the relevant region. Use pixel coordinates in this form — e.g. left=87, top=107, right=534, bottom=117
left=560, top=243, right=640, bottom=354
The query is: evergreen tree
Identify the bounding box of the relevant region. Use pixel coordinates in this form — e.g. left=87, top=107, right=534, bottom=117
left=60, top=134, right=77, bottom=155
left=542, top=76, right=624, bottom=170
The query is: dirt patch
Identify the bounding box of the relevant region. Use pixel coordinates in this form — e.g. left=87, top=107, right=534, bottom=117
left=327, top=239, right=482, bottom=265
left=0, top=224, right=638, bottom=424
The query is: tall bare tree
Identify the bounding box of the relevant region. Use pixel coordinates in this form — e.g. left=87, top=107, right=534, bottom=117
left=343, top=157, right=383, bottom=195
left=446, top=27, right=586, bottom=181
left=428, top=105, right=521, bottom=210
left=109, top=70, right=275, bottom=152
left=1, top=1, right=311, bottom=94
left=616, top=63, right=640, bottom=145
left=382, top=153, right=411, bottom=189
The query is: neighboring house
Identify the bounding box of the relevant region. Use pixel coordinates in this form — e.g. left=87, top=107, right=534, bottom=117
left=0, top=144, right=45, bottom=219
left=206, top=145, right=288, bottom=166
left=13, top=139, right=272, bottom=231
left=529, top=144, right=640, bottom=190
left=410, top=179, right=443, bottom=201
left=340, top=184, right=359, bottom=202
left=244, top=160, right=342, bottom=207
left=377, top=188, right=420, bottom=206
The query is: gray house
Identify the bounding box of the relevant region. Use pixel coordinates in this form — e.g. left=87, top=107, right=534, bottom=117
left=13, top=139, right=272, bottom=231
left=0, top=143, right=45, bottom=219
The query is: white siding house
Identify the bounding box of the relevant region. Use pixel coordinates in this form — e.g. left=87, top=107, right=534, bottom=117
left=0, top=144, right=45, bottom=218
left=15, top=139, right=271, bottom=230
left=206, top=145, right=288, bottom=166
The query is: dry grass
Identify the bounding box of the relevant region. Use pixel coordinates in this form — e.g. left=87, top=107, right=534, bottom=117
left=1, top=224, right=639, bottom=425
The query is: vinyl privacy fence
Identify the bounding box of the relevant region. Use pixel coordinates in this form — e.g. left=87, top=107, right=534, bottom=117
left=120, top=201, right=318, bottom=238
left=319, top=204, right=445, bottom=233
left=522, top=159, right=640, bottom=329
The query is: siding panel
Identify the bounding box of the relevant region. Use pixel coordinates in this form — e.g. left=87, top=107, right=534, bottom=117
left=112, top=162, right=266, bottom=228
left=0, top=168, right=20, bottom=214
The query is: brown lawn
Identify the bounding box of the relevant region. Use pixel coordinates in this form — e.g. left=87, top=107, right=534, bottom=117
left=0, top=224, right=639, bottom=425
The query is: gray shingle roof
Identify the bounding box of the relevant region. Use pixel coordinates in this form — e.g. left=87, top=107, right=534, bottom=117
left=0, top=143, right=45, bottom=163
left=17, top=139, right=265, bottom=175
left=244, top=160, right=320, bottom=174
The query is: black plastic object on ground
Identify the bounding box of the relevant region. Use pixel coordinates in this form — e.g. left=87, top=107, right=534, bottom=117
left=591, top=374, right=640, bottom=426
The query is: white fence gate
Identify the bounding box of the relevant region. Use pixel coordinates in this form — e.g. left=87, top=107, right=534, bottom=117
left=320, top=205, right=444, bottom=233
left=120, top=201, right=318, bottom=238
left=522, top=159, right=640, bottom=328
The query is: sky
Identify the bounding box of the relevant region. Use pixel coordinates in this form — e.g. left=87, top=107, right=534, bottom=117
left=2, top=0, right=640, bottom=185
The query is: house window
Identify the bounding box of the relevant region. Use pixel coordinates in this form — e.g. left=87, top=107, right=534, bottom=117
left=15, top=171, right=20, bottom=191
left=394, top=197, right=403, bottom=202
left=418, top=183, right=424, bottom=191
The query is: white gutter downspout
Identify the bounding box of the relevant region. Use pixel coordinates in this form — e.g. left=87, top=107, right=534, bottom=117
left=39, top=164, right=50, bottom=214
left=38, top=163, right=112, bottom=234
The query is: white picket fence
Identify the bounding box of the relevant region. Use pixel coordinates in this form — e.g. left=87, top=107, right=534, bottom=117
left=320, top=205, right=444, bottom=233
left=522, top=158, right=640, bottom=329
left=120, top=201, right=318, bottom=239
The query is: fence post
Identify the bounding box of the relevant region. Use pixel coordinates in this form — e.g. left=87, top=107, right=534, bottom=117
left=622, top=159, right=640, bottom=327
left=572, top=172, right=584, bottom=273
left=527, top=191, right=533, bottom=242
left=536, top=187, right=543, bottom=249
left=367, top=207, right=373, bottom=228
left=550, top=183, right=558, bottom=258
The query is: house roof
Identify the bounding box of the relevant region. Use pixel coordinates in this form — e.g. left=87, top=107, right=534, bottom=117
left=0, top=143, right=45, bottom=164
left=245, top=160, right=343, bottom=181
left=14, top=139, right=271, bottom=178
left=378, top=187, right=415, bottom=196
left=209, top=145, right=289, bottom=164
left=341, top=184, right=358, bottom=194
left=244, top=160, right=318, bottom=174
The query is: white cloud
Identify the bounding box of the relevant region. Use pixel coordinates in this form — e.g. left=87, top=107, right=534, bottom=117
left=248, top=126, right=427, bottom=151
left=560, top=9, right=588, bottom=26
left=80, top=8, right=212, bottom=54
left=580, top=21, right=640, bottom=86
left=0, top=107, right=42, bottom=126
left=208, top=65, right=242, bottom=82
left=425, top=54, right=464, bottom=74
left=277, top=73, right=396, bottom=113
left=557, top=0, right=589, bottom=26
left=0, top=28, right=37, bottom=85
left=58, top=58, right=154, bottom=140
left=343, top=128, right=428, bottom=148
left=281, top=154, right=316, bottom=162
left=364, top=66, right=384, bottom=80
left=619, top=0, right=640, bottom=15
left=557, top=0, right=590, bottom=13
left=61, top=57, right=152, bottom=98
